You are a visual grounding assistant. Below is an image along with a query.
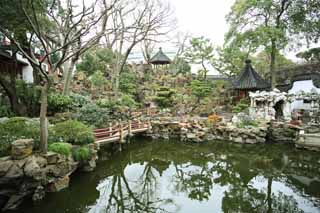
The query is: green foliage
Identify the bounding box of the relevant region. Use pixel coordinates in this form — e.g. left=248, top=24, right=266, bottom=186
left=76, top=47, right=115, bottom=76
left=171, top=58, right=191, bottom=75
left=119, top=72, right=138, bottom=95
left=0, top=104, right=13, bottom=117
left=48, top=142, right=72, bottom=156
left=190, top=80, right=212, bottom=99
left=16, top=80, right=41, bottom=116
left=51, top=120, right=94, bottom=145
left=90, top=70, right=107, bottom=89
left=237, top=119, right=258, bottom=128
left=211, top=46, right=247, bottom=76
left=296, top=47, right=320, bottom=62
left=232, top=99, right=250, bottom=113
left=72, top=146, right=91, bottom=162
left=184, top=37, right=214, bottom=79
left=154, top=86, right=176, bottom=108
left=225, top=0, right=320, bottom=80
left=97, top=95, right=138, bottom=111
left=76, top=103, right=110, bottom=128
left=253, top=51, right=296, bottom=77
left=69, top=93, right=90, bottom=109
left=48, top=93, right=72, bottom=114
left=0, top=117, right=40, bottom=156
left=120, top=94, right=138, bottom=108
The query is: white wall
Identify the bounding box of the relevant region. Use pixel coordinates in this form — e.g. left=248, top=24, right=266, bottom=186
left=16, top=53, right=34, bottom=83
left=289, top=80, right=320, bottom=110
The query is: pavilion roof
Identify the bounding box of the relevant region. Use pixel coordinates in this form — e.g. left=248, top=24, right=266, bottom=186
left=150, top=47, right=171, bottom=65
left=232, top=59, right=270, bottom=90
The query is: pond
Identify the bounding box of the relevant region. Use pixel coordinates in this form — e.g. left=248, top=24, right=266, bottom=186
left=13, top=138, right=320, bottom=213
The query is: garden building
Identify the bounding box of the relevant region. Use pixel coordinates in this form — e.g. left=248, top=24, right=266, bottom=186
left=150, top=47, right=171, bottom=67
left=232, top=59, right=270, bottom=100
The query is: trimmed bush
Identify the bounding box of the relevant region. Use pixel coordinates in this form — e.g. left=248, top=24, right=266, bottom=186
left=70, top=93, right=90, bottom=109
left=48, top=142, right=72, bottom=156
left=0, top=117, right=40, bottom=156
left=232, top=98, right=250, bottom=113
left=76, top=103, right=110, bottom=128
left=51, top=120, right=94, bottom=145
left=73, top=146, right=91, bottom=162
left=48, top=93, right=73, bottom=114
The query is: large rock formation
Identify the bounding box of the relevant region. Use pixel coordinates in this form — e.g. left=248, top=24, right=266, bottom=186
left=0, top=139, right=98, bottom=211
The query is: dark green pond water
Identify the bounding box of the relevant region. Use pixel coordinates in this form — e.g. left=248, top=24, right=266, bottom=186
left=14, top=138, right=320, bottom=213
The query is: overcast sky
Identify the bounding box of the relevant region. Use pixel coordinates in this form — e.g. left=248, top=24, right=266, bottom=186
left=171, top=0, right=235, bottom=46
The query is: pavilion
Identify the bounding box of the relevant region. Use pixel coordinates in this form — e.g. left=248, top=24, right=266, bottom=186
left=150, top=47, right=171, bottom=68
left=232, top=59, right=270, bottom=100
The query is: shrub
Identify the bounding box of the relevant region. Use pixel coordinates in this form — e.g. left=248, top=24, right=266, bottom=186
left=0, top=117, right=40, bottom=156
left=236, top=115, right=258, bottom=128
left=51, top=120, right=94, bottom=145
left=232, top=98, right=250, bottom=113
left=76, top=103, right=111, bottom=127
left=16, top=80, right=41, bottom=117
left=73, top=146, right=91, bottom=162
left=48, top=142, right=72, bottom=156
left=48, top=93, right=72, bottom=114
left=0, top=104, right=13, bottom=117
left=70, top=93, right=90, bottom=109
left=154, top=86, right=176, bottom=108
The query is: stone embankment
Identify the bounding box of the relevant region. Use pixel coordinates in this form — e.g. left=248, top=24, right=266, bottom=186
left=146, top=117, right=269, bottom=144
left=0, top=139, right=98, bottom=211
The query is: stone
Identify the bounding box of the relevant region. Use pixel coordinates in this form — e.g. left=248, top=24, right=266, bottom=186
left=4, top=164, right=24, bottom=179
left=44, top=152, right=60, bottom=165
left=11, top=139, right=34, bottom=160
left=0, top=158, right=13, bottom=177
left=186, top=133, right=196, bottom=139
left=47, top=176, right=70, bottom=192
left=32, top=186, right=45, bottom=202
left=23, top=156, right=42, bottom=178
left=81, top=159, right=96, bottom=172
left=234, top=137, right=243, bottom=143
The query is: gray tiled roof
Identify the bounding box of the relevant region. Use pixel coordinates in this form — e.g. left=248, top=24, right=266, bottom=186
left=233, top=59, right=270, bottom=90
left=150, top=48, right=171, bottom=65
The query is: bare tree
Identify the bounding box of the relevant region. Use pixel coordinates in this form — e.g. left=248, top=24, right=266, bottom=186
left=0, top=0, right=118, bottom=153
left=104, top=0, right=176, bottom=95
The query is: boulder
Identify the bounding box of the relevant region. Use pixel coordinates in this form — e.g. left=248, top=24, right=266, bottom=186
left=4, top=164, right=24, bottom=179
left=47, top=176, right=70, bottom=192
left=0, top=157, right=13, bottom=177
left=11, top=139, right=34, bottom=160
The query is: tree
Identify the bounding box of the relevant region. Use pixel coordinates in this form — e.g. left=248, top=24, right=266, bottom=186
left=210, top=46, right=248, bottom=77
left=184, top=37, right=214, bottom=80
left=0, top=0, right=115, bottom=153
left=226, top=0, right=320, bottom=88
left=190, top=80, right=212, bottom=112
left=253, top=51, right=296, bottom=78
left=105, top=0, right=176, bottom=95
left=76, top=47, right=115, bottom=76
left=296, top=47, right=320, bottom=62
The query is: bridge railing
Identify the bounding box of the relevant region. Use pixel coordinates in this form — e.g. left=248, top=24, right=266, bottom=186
left=93, top=119, right=151, bottom=143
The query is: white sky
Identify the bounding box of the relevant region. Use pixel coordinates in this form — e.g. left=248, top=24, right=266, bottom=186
left=170, top=0, right=235, bottom=46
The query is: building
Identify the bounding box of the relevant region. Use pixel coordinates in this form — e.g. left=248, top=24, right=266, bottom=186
left=150, top=47, right=171, bottom=67
left=232, top=59, right=270, bottom=100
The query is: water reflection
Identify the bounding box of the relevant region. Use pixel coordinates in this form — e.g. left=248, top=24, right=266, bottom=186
left=89, top=140, right=320, bottom=213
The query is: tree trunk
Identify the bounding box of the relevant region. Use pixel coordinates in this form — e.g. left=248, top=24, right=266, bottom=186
left=62, top=57, right=77, bottom=95
left=267, top=176, right=273, bottom=213
left=270, top=39, right=276, bottom=89
left=39, top=82, right=49, bottom=154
